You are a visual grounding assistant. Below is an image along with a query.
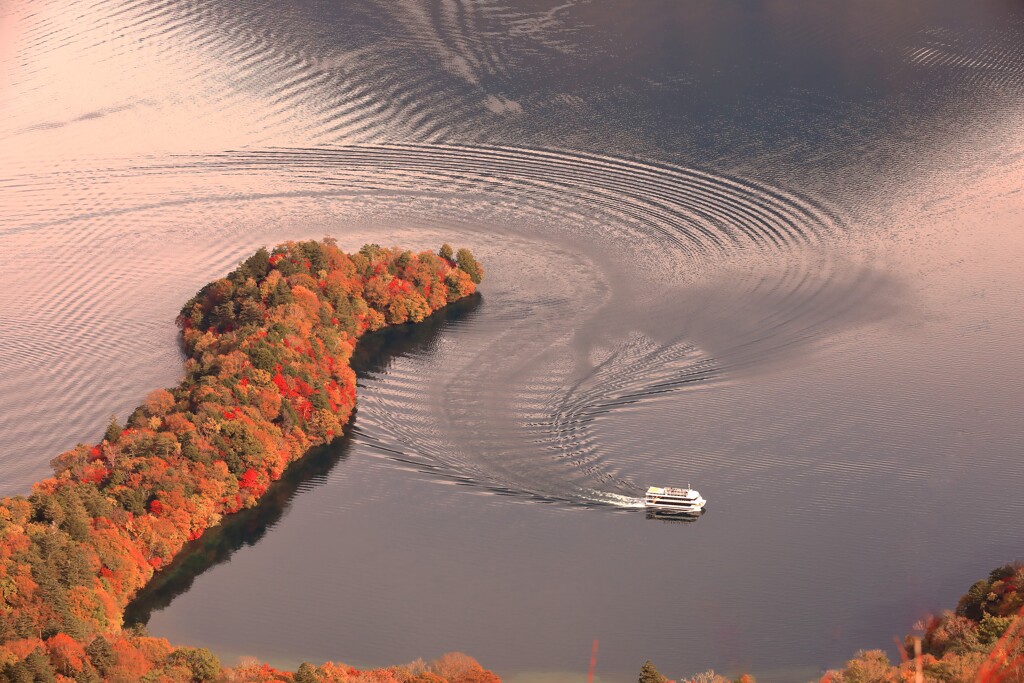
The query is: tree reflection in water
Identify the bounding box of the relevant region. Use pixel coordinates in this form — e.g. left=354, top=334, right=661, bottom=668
left=124, top=293, right=481, bottom=627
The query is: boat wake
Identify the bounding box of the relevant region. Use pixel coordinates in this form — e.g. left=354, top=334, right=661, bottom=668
left=0, top=0, right=907, bottom=505
left=0, top=144, right=897, bottom=507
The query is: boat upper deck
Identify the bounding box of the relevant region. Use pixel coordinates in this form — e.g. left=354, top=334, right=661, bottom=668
left=646, top=486, right=698, bottom=498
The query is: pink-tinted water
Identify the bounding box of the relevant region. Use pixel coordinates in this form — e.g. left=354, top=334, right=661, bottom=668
left=2, top=2, right=1023, bottom=681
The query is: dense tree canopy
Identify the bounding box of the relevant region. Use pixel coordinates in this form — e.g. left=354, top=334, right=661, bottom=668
left=0, top=239, right=494, bottom=682
left=823, top=563, right=1024, bottom=683
left=661, top=566, right=1024, bottom=683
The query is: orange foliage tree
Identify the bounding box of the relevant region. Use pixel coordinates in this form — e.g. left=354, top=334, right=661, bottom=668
left=822, top=564, right=1024, bottom=683
left=0, top=239, right=498, bottom=682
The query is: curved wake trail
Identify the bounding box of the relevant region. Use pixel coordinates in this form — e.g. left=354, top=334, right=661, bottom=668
left=0, top=142, right=885, bottom=506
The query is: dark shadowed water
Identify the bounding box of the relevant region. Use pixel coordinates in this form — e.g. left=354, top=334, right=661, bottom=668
left=2, top=2, right=1024, bottom=681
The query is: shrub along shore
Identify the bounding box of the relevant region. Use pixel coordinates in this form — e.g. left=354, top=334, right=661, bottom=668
left=0, top=239, right=498, bottom=682
left=642, top=564, right=1024, bottom=683
left=819, top=563, right=1024, bottom=683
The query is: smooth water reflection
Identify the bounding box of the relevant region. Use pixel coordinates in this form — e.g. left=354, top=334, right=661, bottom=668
left=2, top=1, right=1024, bottom=682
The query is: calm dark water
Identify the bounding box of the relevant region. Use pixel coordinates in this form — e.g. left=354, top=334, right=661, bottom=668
left=2, top=1, right=1024, bottom=682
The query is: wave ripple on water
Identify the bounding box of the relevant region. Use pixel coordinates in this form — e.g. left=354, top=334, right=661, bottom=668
left=0, top=143, right=895, bottom=507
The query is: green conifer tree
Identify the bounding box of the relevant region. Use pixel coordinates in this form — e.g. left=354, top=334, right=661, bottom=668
left=73, top=662, right=102, bottom=683
left=168, top=647, right=220, bottom=682
left=455, top=248, right=484, bottom=284
left=639, top=660, right=668, bottom=683
left=103, top=415, right=121, bottom=443
left=294, top=662, right=321, bottom=683
left=24, top=649, right=57, bottom=683
left=85, top=637, right=115, bottom=677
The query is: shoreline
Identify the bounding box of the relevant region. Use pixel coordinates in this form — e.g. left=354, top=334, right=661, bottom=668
left=122, top=293, right=481, bottom=629
left=0, top=240, right=499, bottom=682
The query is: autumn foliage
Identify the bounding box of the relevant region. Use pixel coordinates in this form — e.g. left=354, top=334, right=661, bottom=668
left=657, top=567, right=1024, bottom=683
left=0, top=240, right=497, bottom=682
left=822, top=564, right=1024, bottom=683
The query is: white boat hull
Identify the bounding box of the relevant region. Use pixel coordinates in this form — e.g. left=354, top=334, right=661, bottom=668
left=644, top=486, right=706, bottom=512
left=644, top=499, right=706, bottom=511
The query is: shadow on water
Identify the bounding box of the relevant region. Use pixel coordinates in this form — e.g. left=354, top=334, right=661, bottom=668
left=644, top=508, right=705, bottom=524
left=123, top=293, right=482, bottom=627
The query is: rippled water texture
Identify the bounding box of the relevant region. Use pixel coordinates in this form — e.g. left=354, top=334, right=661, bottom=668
left=2, top=2, right=1024, bottom=682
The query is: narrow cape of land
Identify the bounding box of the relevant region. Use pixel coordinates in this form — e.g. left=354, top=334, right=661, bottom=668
left=0, top=239, right=499, bottom=682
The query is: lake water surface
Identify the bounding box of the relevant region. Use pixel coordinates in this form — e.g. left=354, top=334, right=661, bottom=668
left=2, top=2, right=1024, bottom=682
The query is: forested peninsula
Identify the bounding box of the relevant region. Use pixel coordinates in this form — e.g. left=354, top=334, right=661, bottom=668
left=3, top=238, right=1020, bottom=683
left=0, top=239, right=498, bottom=683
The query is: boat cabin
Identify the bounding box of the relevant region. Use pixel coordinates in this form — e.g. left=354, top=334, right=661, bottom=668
left=644, top=486, right=706, bottom=511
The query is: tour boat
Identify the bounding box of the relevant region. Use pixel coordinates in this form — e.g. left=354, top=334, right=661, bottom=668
left=644, top=486, right=706, bottom=512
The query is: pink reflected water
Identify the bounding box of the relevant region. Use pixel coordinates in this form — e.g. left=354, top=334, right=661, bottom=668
left=2, top=1, right=1024, bottom=681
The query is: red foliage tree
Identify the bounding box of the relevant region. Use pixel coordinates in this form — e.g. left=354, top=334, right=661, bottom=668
left=0, top=241, right=495, bottom=682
